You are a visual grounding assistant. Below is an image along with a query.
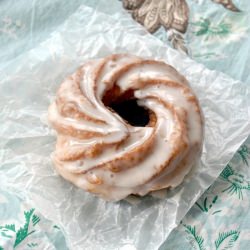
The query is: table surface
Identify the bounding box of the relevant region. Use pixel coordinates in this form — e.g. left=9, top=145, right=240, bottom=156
left=0, top=0, right=249, bottom=249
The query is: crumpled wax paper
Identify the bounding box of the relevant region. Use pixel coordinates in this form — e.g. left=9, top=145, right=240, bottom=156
left=0, top=5, right=249, bottom=250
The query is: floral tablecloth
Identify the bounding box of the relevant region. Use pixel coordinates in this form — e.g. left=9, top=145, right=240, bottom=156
left=0, top=0, right=249, bottom=249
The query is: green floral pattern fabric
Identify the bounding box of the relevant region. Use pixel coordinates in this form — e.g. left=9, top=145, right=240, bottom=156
left=0, top=193, right=68, bottom=249
left=120, top=0, right=250, bottom=85
left=160, top=139, right=250, bottom=250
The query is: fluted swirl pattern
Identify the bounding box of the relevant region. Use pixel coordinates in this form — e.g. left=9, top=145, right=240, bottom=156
left=48, top=54, right=203, bottom=201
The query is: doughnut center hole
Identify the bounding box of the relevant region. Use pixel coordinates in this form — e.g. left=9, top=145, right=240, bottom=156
left=109, top=99, right=150, bottom=127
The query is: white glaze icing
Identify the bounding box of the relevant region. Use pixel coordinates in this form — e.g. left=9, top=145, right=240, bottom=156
left=48, top=54, right=203, bottom=201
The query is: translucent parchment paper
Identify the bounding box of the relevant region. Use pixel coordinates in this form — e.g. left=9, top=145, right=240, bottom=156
left=0, top=5, right=249, bottom=250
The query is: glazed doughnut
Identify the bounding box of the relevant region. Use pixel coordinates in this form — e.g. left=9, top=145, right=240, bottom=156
left=48, top=54, right=203, bottom=201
